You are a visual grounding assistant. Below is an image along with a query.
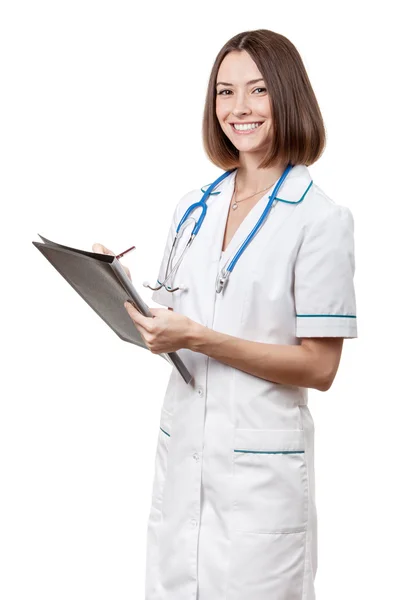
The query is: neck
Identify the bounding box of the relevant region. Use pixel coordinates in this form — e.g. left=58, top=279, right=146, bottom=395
left=235, top=153, right=287, bottom=195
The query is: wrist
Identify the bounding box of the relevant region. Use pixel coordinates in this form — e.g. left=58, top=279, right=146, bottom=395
left=186, top=319, right=208, bottom=352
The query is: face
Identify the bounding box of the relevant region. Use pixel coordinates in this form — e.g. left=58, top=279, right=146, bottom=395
left=215, top=50, right=274, bottom=154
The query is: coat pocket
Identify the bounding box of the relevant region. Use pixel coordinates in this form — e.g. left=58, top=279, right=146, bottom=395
left=231, top=428, right=308, bottom=534
left=150, top=407, right=172, bottom=512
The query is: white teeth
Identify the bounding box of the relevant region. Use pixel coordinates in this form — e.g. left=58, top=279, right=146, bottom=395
left=233, top=122, right=261, bottom=131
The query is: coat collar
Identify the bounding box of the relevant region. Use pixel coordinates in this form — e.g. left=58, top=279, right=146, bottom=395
left=202, top=164, right=313, bottom=205
left=273, top=164, right=313, bottom=204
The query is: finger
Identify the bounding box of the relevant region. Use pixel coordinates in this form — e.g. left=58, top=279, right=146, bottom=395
left=92, top=243, right=115, bottom=256
left=124, top=301, right=150, bottom=329
left=133, top=321, right=147, bottom=338
left=92, top=243, right=103, bottom=253
left=149, top=307, right=166, bottom=317
left=129, top=319, right=149, bottom=348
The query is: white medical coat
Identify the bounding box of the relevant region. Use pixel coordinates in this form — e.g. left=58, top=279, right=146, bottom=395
left=145, top=165, right=357, bottom=600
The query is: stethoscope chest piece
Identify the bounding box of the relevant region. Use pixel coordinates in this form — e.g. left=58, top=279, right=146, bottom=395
left=215, top=268, right=230, bottom=294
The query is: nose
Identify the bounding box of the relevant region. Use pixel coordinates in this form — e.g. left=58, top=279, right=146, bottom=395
left=233, top=109, right=250, bottom=117
left=232, top=94, right=251, bottom=117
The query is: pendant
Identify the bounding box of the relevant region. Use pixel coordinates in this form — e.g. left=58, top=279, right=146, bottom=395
left=232, top=201, right=238, bottom=210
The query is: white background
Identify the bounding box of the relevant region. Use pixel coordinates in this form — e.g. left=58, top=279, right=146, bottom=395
left=1, top=1, right=398, bottom=598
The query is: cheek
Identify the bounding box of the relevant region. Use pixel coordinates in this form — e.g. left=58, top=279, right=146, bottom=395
left=215, top=98, right=229, bottom=120
left=255, top=96, right=273, bottom=119
left=261, top=123, right=274, bottom=144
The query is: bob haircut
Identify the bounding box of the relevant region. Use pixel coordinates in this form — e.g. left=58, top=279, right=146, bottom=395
left=202, top=29, right=326, bottom=171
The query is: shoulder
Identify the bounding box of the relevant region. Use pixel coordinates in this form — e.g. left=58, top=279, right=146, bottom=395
left=297, top=178, right=355, bottom=235
left=292, top=180, right=356, bottom=264
left=176, top=188, right=202, bottom=213
left=173, top=172, right=231, bottom=221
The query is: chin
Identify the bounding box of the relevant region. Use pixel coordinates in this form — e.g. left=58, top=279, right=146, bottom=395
left=234, top=139, right=269, bottom=151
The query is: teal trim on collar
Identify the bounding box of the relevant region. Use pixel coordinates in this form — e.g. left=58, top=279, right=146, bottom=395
left=234, top=449, right=304, bottom=454
left=201, top=170, right=313, bottom=203
left=160, top=427, right=170, bottom=437
left=275, top=180, right=313, bottom=204
left=297, top=314, right=357, bottom=318
left=201, top=184, right=221, bottom=195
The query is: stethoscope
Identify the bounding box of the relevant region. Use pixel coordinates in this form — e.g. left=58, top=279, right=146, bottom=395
left=143, top=163, right=294, bottom=295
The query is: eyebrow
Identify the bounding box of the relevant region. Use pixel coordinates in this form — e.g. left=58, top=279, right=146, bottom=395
left=216, top=78, right=265, bottom=87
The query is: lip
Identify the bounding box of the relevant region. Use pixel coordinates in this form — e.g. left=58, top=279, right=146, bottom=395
left=229, top=122, right=263, bottom=135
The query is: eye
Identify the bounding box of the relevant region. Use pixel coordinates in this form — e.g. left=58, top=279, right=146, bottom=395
left=216, top=87, right=267, bottom=96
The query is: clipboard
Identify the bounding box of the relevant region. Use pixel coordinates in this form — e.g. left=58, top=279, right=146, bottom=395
left=32, top=235, right=193, bottom=384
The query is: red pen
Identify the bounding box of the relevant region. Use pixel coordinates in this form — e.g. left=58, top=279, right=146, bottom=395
left=115, top=244, right=136, bottom=260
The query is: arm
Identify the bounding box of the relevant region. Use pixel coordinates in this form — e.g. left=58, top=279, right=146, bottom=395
left=125, top=304, right=342, bottom=391
left=188, top=322, right=343, bottom=392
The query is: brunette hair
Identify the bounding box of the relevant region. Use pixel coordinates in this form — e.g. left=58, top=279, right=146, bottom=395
left=202, top=29, right=326, bottom=170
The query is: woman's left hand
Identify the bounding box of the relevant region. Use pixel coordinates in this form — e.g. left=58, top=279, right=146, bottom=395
left=124, top=301, right=194, bottom=353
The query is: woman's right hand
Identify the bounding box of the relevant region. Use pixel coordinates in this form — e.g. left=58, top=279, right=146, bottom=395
left=92, top=243, right=132, bottom=281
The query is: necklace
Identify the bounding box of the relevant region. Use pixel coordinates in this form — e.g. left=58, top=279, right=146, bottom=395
left=231, top=180, right=277, bottom=211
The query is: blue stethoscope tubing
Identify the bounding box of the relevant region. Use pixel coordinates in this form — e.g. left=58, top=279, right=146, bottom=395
left=215, top=163, right=293, bottom=291
left=152, top=163, right=294, bottom=294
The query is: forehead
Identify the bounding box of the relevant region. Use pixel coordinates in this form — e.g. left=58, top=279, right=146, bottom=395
left=217, top=51, right=263, bottom=82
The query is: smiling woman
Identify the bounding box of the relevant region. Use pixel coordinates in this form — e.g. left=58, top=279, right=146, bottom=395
left=141, top=28, right=357, bottom=600
left=204, top=38, right=325, bottom=177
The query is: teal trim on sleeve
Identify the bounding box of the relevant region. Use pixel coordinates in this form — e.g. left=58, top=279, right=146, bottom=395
left=296, top=314, right=356, bottom=318
left=160, top=427, right=170, bottom=437
left=234, top=449, right=304, bottom=454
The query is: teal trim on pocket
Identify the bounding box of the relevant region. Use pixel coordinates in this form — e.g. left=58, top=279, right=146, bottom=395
left=160, top=427, right=170, bottom=437
left=234, top=449, right=304, bottom=454
left=297, top=314, right=356, bottom=318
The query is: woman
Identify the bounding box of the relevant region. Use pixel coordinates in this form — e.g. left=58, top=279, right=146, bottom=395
left=96, top=29, right=357, bottom=600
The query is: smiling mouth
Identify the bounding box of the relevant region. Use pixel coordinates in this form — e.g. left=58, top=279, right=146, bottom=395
left=230, top=122, right=263, bottom=134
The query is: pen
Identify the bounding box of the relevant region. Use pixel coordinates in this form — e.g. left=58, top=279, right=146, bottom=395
left=115, top=244, right=136, bottom=260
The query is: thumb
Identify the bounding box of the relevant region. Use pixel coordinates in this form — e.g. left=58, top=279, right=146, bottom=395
left=148, top=307, right=166, bottom=318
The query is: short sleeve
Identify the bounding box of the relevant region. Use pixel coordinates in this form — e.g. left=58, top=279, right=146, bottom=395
left=294, top=205, right=358, bottom=338
left=150, top=204, right=180, bottom=309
